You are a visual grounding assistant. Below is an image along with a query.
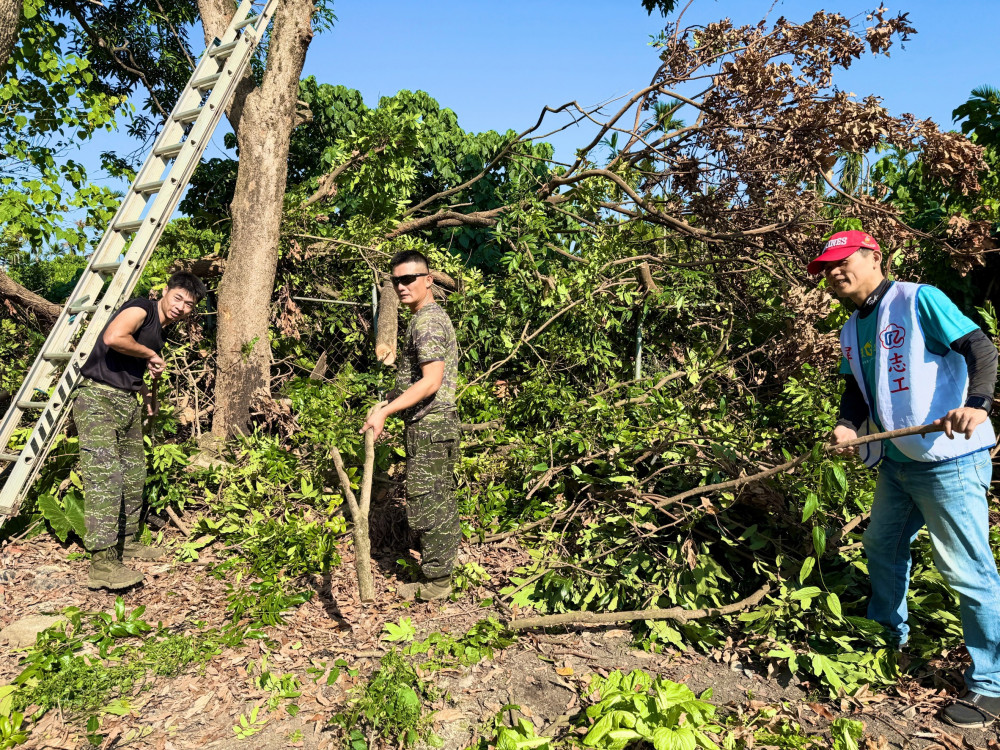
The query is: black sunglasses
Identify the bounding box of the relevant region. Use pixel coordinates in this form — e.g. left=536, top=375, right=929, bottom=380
left=391, top=273, right=430, bottom=286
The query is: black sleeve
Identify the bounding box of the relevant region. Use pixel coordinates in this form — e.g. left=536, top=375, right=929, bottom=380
left=951, top=329, right=998, bottom=404
left=837, top=374, right=869, bottom=432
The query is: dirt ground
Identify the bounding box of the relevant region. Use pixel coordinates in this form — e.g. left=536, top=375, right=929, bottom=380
left=1, top=531, right=999, bottom=750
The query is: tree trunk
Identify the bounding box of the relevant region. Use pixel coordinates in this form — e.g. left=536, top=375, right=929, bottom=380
left=0, top=0, right=22, bottom=85
left=197, top=0, right=314, bottom=438
left=0, top=268, right=61, bottom=328
left=375, top=279, right=399, bottom=365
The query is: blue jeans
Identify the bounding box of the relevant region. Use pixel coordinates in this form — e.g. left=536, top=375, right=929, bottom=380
left=863, top=450, right=1000, bottom=696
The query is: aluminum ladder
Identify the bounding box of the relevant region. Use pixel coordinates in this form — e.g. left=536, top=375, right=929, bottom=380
left=0, top=0, right=279, bottom=522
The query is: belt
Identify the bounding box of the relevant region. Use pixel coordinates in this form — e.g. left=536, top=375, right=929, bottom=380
left=79, top=378, right=133, bottom=395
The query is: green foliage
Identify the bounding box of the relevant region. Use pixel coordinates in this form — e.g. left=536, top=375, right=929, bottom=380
left=4, top=598, right=226, bottom=747
left=233, top=705, right=268, bottom=739
left=382, top=617, right=418, bottom=643
left=330, top=651, right=440, bottom=749
left=224, top=576, right=313, bottom=628
left=580, top=670, right=721, bottom=750
left=474, top=709, right=551, bottom=750
left=1, top=0, right=124, bottom=252
left=404, top=618, right=516, bottom=671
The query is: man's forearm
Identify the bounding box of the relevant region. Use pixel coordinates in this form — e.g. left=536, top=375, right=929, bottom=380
left=383, top=378, right=439, bottom=417
left=838, top=374, right=869, bottom=431
left=952, top=329, right=998, bottom=403
left=106, top=334, right=156, bottom=360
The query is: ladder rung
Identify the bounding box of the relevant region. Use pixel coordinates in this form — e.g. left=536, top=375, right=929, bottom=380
left=154, top=142, right=184, bottom=159
left=209, top=40, right=239, bottom=58
left=135, top=180, right=166, bottom=196
left=92, top=261, right=122, bottom=274
left=16, top=401, right=48, bottom=410
left=234, top=15, right=260, bottom=30
left=192, top=73, right=222, bottom=90
left=175, top=107, right=203, bottom=124
left=115, top=219, right=144, bottom=234
left=41, top=352, right=73, bottom=362
left=0, top=452, right=19, bottom=463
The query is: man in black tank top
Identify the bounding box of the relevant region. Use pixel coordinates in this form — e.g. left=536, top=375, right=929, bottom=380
left=74, top=271, right=206, bottom=590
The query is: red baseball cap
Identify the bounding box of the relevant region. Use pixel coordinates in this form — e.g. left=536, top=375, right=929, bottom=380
left=807, top=230, right=880, bottom=275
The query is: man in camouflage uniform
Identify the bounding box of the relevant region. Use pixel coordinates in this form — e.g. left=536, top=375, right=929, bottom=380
left=74, top=271, right=206, bottom=590
left=361, top=250, right=460, bottom=601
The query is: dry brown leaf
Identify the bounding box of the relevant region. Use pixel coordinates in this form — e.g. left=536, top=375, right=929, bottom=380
left=807, top=702, right=834, bottom=720
left=556, top=666, right=574, bottom=676
left=183, top=689, right=215, bottom=719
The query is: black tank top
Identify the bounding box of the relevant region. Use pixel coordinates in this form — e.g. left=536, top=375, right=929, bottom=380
left=80, top=299, right=164, bottom=392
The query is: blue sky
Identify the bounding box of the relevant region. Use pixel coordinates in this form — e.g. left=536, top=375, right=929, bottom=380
left=81, top=0, right=998, bottom=193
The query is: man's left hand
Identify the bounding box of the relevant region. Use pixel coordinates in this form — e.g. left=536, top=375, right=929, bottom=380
left=933, top=407, right=989, bottom=440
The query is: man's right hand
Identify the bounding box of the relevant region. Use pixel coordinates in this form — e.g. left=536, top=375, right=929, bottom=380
left=147, top=354, right=166, bottom=378
left=830, top=424, right=858, bottom=455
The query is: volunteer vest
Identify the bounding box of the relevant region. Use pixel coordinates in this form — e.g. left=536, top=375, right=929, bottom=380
left=840, top=281, right=995, bottom=466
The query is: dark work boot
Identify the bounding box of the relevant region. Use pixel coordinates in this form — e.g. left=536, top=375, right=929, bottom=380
left=87, top=546, right=144, bottom=591
left=398, top=577, right=452, bottom=601
left=942, top=690, right=1000, bottom=729
left=121, top=535, right=165, bottom=560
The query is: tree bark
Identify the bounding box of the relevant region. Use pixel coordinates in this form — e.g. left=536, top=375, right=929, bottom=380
left=0, top=268, right=61, bottom=328
left=0, top=0, right=22, bottom=85
left=375, top=279, right=398, bottom=365
left=196, top=0, right=314, bottom=438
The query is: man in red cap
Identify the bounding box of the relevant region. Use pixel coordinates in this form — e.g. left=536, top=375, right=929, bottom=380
left=811, top=229, right=1000, bottom=727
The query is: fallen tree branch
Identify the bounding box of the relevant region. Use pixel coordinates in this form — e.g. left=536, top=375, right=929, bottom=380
left=386, top=207, right=507, bottom=241
left=459, top=419, right=503, bottom=433
left=304, top=144, right=389, bottom=207
left=507, top=581, right=771, bottom=630
left=165, top=506, right=191, bottom=537
left=650, top=423, right=945, bottom=511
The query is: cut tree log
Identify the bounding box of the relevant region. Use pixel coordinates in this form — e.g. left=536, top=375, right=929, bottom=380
left=0, top=268, right=61, bottom=329
left=431, top=270, right=458, bottom=292
left=635, top=261, right=659, bottom=294
left=330, top=403, right=381, bottom=602
left=375, top=279, right=399, bottom=365
left=309, top=350, right=328, bottom=380
left=168, top=255, right=227, bottom=278
left=507, top=582, right=771, bottom=631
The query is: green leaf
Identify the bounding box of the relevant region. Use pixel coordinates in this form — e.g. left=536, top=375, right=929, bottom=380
left=812, top=526, right=827, bottom=557
left=802, top=492, right=819, bottom=522
left=37, top=492, right=85, bottom=542
left=826, top=592, right=843, bottom=620
left=798, top=556, right=816, bottom=584
left=789, top=586, right=823, bottom=601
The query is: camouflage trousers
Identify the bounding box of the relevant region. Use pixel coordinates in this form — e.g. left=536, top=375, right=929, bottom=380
left=73, top=382, right=146, bottom=551
left=405, top=413, right=460, bottom=580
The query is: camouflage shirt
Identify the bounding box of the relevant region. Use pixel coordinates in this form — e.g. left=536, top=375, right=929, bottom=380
left=396, top=302, right=458, bottom=423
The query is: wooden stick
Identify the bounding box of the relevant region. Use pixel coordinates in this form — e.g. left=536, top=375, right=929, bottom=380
left=650, top=422, right=945, bottom=511
left=507, top=582, right=771, bottom=631
left=165, top=506, right=191, bottom=537
left=331, top=405, right=379, bottom=603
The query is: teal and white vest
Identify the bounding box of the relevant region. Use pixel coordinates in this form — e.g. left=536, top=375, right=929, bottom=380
left=840, top=281, right=995, bottom=467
